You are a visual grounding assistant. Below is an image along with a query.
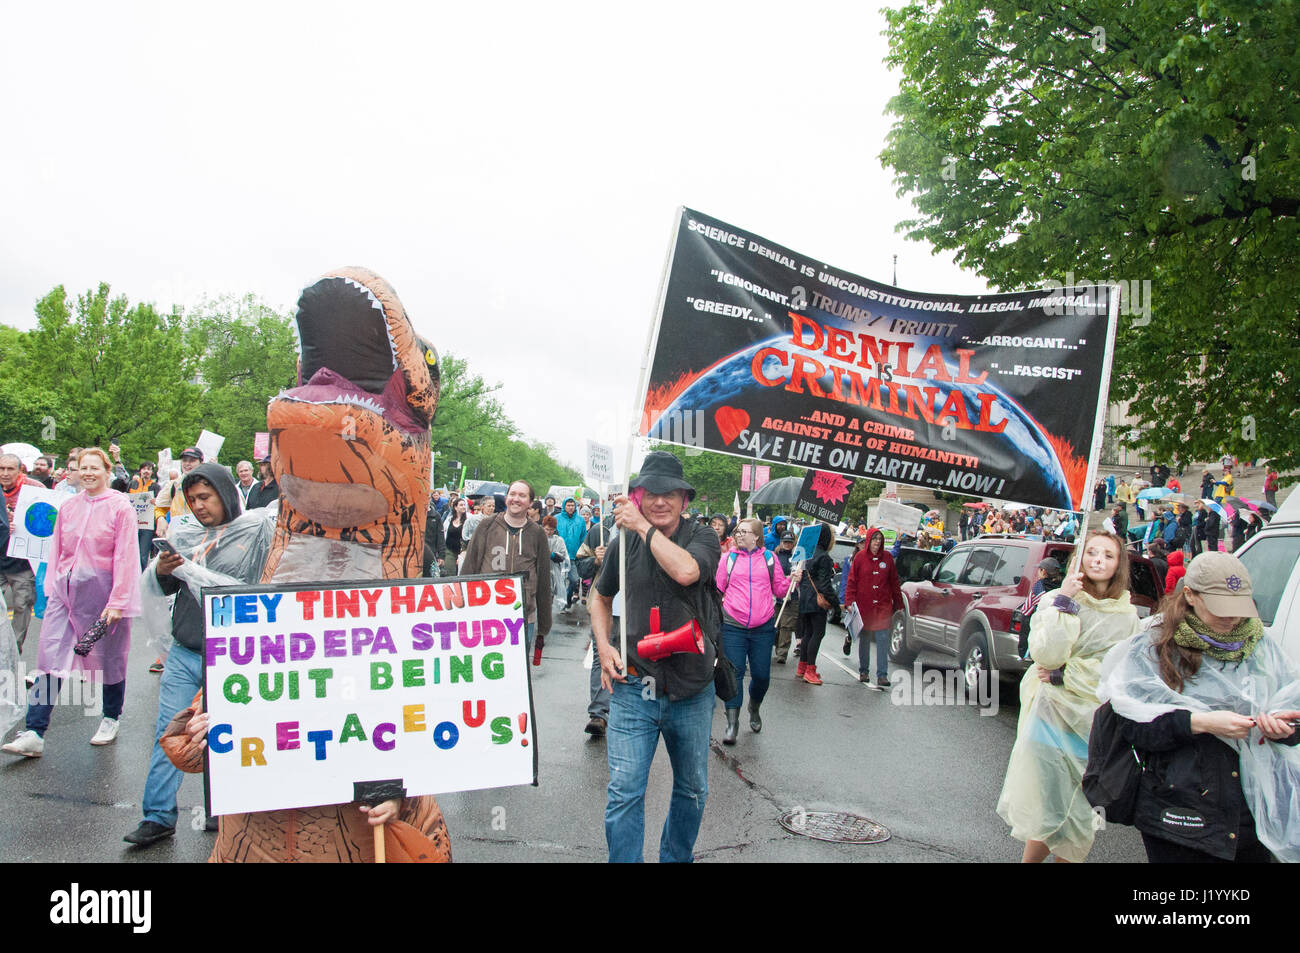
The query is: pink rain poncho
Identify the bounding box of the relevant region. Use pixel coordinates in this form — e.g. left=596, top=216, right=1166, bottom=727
left=35, top=489, right=141, bottom=684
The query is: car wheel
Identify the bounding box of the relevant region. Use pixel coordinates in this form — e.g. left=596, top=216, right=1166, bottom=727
left=959, top=629, right=992, bottom=701
left=889, top=610, right=917, bottom=663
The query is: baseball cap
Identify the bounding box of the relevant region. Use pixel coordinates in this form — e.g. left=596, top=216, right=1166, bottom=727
left=180, top=447, right=204, bottom=461
left=1184, top=552, right=1258, bottom=619
left=1037, top=557, right=1062, bottom=575
left=781, top=532, right=795, bottom=542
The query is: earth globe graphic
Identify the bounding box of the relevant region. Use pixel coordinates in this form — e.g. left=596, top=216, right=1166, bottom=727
left=24, top=501, right=58, bottom=538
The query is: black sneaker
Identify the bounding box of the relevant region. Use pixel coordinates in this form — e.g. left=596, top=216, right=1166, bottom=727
left=842, top=634, right=852, bottom=656
left=584, top=716, right=607, bottom=737
left=123, top=821, right=175, bottom=847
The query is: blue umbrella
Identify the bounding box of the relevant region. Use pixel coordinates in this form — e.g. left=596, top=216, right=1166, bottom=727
left=1199, top=499, right=1228, bottom=521
left=1136, top=486, right=1173, bottom=500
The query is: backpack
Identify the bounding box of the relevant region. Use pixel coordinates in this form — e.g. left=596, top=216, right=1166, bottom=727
left=1081, top=701, right=1144, bottom=826
left=723, top=549, right=775, bottom=592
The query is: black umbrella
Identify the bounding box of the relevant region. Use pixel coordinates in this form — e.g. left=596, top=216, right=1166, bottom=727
left=747, top=476, right=804, bottom=506
left=466, top=481, right=509, bottom=499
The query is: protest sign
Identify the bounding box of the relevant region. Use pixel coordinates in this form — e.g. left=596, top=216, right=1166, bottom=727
left=794, top=470, right=854, bottom=525
left=196, top=430, right=225, bottom=465
left=157, top=449, right=174, bottom=478
left=790, top=524, right=823, bottom=564
left=202, top=575, right=537, bottom=816
left=639, top=208, right=1119, bottom=511
left=875, top=499, right=924, bottom=536
left=586, top=440, right=613, bottom=484
left=6, top=485, right=67, bottom=564
left=129, top=492, right=155, bottom=530
left=253, top=432, right=270, bottom=461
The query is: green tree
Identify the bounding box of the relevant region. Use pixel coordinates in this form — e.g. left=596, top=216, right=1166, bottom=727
left=24, top=283, right=198, bottom=462
left=881, top=0, right=1299, bottom=472
left=0, top=326, right=63, bottom=447
left=186, top=295, right=298, bottom=464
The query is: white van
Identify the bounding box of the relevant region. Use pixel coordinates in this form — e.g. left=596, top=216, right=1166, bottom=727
left=1233, top=490, right=1300, bottom=663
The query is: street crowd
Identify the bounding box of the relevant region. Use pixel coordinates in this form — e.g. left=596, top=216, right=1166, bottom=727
left=2, top=442, right=1298, bottom=864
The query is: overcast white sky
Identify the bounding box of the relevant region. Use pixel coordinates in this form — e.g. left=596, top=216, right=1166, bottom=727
left=1, top=1, right=992, bottom=476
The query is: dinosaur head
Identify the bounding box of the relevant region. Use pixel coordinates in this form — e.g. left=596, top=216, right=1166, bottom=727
left=265, top=266, right=439, bottom=578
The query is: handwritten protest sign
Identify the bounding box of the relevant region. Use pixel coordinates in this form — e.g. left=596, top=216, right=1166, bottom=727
left=196, top=429, right=225, bottom=465
left=202, top=575, right=537, bottom=816
left=129, top=492, right=155, bottom=530
left=586, top=440, right=613, bottom=484
left=6, top=485, right=67, bottom=564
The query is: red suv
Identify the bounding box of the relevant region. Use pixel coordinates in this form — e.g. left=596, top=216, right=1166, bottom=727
left=889, top=534, right=1162, bottom=691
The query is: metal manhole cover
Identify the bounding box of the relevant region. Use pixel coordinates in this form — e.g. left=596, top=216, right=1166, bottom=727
left=778, top=810, right=891, bottom=844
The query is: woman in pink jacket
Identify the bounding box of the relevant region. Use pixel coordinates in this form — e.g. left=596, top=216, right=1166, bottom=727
left=715, top=517, right=799, bottom=745
left=3, top=447, right=141, bottom=757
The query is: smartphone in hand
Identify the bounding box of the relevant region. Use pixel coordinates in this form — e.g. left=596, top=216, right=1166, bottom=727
left=151, top=538, right=180, bottom=558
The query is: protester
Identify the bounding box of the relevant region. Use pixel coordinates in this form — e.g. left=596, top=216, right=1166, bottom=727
left=1163, top=549, right=1186, bottom=594
left=234, top=460, right=256, bottom=508
left=124, top=463, right=273, bottom=847
left=763, top=515, right=788, bottom=552
left=771, top=532, right=799, bottom=664
left=995, top=531, right=1139, bottom=862
left=1, top=453, right=42, bottom=651
left=245, top=454, right=279, bottom=510
left=715, top=517, right=794, bottom=744
left=794, top=524, right=837, bottom=686
left=576, top=509, right=616, bottom=737
left=843, top=528, right=903, bottom=687
left=589, top=451, right=721, bottom=863
left=555, top=498, right=586, bottom=609
left=1264, top=467, right=1279, bottom=508
left=30, top=455, right=55, bottom=488
left=442, top=496, right=468, bottom=576
left=543, top=516, right=568, bottom=612
left=461, top=480, right=552, bottom=665
left=3, top=449, right=141, bottom=757
left=1146, top=539, right=1169, bottom=592
left=1098, top=553, right=1300, bottom=862
left=422, top=499, right=445, bottom=577
left=52, top=450, right=81, bottom=494
left=709, top=514, right=732, bottom=558
left=155, top=448, right=204, bottom=532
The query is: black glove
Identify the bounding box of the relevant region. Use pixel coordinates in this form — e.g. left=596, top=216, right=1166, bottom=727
left=550, top=552, right=564, bottom=563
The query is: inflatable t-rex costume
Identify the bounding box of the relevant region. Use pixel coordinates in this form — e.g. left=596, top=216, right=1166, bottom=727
left=166, top=267, right=452, bottom=862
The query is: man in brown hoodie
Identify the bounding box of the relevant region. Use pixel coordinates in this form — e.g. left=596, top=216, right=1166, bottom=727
left=461, top=479, right=552, bottom=665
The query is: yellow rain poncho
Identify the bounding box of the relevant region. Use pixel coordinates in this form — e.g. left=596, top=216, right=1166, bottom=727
left=996, top=590, right=1141, bottom=861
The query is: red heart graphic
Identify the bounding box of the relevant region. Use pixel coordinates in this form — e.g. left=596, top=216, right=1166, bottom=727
left=714, top=406, right=750, bottom=445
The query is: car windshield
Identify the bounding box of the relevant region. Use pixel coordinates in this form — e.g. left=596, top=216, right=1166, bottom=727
left=1237, top=534, right=1300, bottom=626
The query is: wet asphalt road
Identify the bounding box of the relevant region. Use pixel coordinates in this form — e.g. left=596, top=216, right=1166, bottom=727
left=0, top=606, right=1147, bottom=863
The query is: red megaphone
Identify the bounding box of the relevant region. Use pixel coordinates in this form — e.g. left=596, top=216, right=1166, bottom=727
left=637, top=607, right=706, bottom=661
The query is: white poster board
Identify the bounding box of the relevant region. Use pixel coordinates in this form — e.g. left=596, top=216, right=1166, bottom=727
left=203, top=575, right=538, bottom=815
left=196, top=430, right=225, bottom=465
left=586, top=440, right=613, bottom=484
left=157, top=449, right=174, bottom=478
left=875, top=499, right=924, bottom=536
left=129, top=492, right=155, bottom=530
left=5, top=485, right=68, bottom=564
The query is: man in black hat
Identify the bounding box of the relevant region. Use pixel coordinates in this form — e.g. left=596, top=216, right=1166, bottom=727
left=246, top=454, right=280, bottom=510
left=589, top=451, right=722, bottom=863
left=772, top=531, right=799, bottom=663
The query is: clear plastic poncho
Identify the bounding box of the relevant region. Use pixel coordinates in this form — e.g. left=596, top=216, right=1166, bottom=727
left=0, top=592, right=23, bottom=737
left=1097, top=624, right=1300, bottom=862
left=996, top=591, right=1141, bottom=862
left=137, top=507, right=278, bottom=655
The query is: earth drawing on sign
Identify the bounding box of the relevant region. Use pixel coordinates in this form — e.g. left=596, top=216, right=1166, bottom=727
left=24, top=502, right=57, bottom=538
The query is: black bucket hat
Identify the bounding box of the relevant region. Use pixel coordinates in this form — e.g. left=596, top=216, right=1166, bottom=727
left=630, top=451, right=695, bottom=500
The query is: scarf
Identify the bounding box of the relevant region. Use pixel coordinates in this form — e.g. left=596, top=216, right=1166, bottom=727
left=1173, top=614, right=1264, bottom=663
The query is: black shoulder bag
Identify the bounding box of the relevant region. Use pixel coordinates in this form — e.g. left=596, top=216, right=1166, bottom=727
left=1081, top=701, right=1144, bottom=826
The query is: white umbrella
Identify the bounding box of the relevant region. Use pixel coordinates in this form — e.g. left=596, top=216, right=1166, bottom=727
left=0, top=443, right=42, bottom=469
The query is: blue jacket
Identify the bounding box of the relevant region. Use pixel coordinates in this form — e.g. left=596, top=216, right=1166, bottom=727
left=764, top=517, right=788, bottom=552
left=556, top=507, right=587, bottom=558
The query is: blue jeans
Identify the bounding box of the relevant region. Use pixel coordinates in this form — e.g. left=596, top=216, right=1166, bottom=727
left=141, top=642, right=203, bottom=828
left=721, top=620, right=774, bottom=710
left=26, top=675, right=125, bottom=735
left=605, top=677, right=713, bottom=863
left=858, top=628, right=890, bottom=679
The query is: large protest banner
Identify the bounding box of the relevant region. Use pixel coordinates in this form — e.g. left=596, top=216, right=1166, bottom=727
left=639, top=209, right=1119, bottom=511
left=202, top=575, right=537, bottom=816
